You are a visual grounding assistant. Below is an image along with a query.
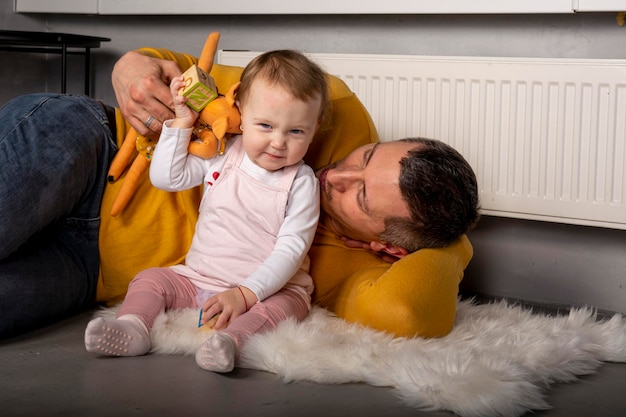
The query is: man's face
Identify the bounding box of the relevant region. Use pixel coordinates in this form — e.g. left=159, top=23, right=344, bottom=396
left=316, top=141, right=413, bottom=243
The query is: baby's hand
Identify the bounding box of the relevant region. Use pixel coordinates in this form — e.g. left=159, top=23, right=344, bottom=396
left=169, top=76, right=198, bottom=129
left=200, top=287, right=251, bottom=330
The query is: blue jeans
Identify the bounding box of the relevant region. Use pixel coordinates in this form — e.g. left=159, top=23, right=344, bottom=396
left=0, top=93, right=116, bottom=338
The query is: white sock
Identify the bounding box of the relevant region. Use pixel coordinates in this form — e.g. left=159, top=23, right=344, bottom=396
left=195, top=332, right=237, bottom=373
left=84, top=314, right=150, bottom=357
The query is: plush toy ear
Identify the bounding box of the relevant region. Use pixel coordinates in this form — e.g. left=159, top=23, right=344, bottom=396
left=225, top=82, right=240, bottom=106
left=212, top=117, right=229, bottom=140
left=197, top=32, right=220, bottom=73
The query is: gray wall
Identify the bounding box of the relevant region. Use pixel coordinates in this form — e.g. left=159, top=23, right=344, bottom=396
left=464, top=217, right=626, bottom=313
left=3, top=5, right=626, bottom=104
left=2, top=1, right=625, bottom=312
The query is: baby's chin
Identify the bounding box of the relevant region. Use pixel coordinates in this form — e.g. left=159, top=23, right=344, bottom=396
left=252, top=155, right=287, bottom=171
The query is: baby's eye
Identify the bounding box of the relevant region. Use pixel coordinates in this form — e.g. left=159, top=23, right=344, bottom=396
left=259, top=123, right=271, bottom=129
left=290, top=129, right=304, bottom=135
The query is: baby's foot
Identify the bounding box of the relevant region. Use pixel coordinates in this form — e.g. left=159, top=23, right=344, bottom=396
left=85, top=316, right=150, bottom=356
left=195, top=332, right=237, bottom=373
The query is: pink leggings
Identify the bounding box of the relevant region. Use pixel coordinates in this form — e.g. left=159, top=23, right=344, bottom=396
left=118, top=267, right=310, bottom=351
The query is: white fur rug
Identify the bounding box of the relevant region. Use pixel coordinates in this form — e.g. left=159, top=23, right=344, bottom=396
left=96, top=299, right=626, bottom=417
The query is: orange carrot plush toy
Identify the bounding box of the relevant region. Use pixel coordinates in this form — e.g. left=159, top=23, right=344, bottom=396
left=108, top=32, right=242, bottom=216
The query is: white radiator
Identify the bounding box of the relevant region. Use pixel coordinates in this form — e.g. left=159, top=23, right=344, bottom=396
left=218, top=51, right=626, bottom=230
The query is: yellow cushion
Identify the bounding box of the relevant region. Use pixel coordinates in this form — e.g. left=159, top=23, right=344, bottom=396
left=97, top=57, right=473, bottom=339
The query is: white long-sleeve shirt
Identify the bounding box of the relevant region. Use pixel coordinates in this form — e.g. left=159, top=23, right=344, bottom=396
left=150, top=122, right=319, bottom=303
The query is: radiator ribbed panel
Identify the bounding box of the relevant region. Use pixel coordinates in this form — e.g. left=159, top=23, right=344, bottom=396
left=218, top=51, right=626, bottom=229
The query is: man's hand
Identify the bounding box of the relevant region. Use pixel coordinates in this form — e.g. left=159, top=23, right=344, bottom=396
left=112, top=51, right=182, bottom=136
left=340, top=237, right=404, bottom=263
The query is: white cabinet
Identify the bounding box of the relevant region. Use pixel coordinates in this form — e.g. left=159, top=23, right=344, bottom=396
left=575, top=0, right=626, bottom=11
left=13, top=0, right=626, bottom=14
left=15, top=0, right=97, bottom=14
left=95, top=0, right=573, bottom=15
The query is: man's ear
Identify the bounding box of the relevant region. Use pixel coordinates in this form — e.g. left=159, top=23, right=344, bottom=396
left=370, top=241, right=409, bottom=259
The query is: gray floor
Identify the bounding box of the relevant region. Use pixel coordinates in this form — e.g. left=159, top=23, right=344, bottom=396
left=1, top=308, right=626, bottom=417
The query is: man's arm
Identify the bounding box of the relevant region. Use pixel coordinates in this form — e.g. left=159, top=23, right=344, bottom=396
left=112, top=49, right=198, bottom=136
left=331, top=235, right=473, bottom=338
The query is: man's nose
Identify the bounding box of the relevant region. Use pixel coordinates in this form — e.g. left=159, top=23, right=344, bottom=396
left=326, top=167, right=360, bottom=192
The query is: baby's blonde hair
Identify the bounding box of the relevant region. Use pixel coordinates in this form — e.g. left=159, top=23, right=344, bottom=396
left=237, top=50, right=330, bottom=127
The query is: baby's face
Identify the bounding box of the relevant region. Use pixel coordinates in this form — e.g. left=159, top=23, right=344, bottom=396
left=238, top=79, right=321, bottom=171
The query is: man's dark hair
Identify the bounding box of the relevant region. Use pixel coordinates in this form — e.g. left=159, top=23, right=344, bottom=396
left=380, top=138, right=480, bottom=253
